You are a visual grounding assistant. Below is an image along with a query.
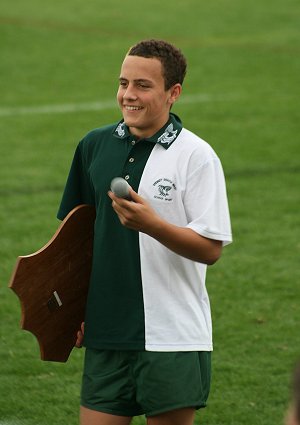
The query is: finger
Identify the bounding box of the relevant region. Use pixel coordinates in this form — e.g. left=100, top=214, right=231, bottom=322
left=75, top=331, right=83, bottom=348
left=128, top=189, right=146, bottom=204
left=111, top=199, right=128, bottom=217
left=108, top=190, right=131, bottom=208
left=75, top=322, right=85, bottom=348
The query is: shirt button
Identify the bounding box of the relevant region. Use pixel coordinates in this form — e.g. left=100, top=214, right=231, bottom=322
left=129, top=157, right=134, bottom=163
left=131, top=140, right=136, bottom=145
left=124, top=175, right=130, bottom=180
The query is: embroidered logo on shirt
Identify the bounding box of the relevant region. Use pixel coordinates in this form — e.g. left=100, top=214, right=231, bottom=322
left=158, top=185, right=172, bottom=197
left=153, top=178, right=177, bottom=201
left=157, top=124, right=178, bottom=145
left=115, top=122, right=126, bottom=137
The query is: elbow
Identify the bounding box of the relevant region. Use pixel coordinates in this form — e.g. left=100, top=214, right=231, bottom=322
left=193, top=251, right=221, bottom=265
left=205, top=253, right=221, bottom=266
left=202, top=241, right=223, bottom=265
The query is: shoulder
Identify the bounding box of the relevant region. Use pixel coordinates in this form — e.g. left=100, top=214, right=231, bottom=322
left=180, top=128, right=218, bottom=155
left=77, top=122, right=117, bottom=155
left=80, top=123, right=116, bottom=145
left=175, top=127, right=220, bottom=166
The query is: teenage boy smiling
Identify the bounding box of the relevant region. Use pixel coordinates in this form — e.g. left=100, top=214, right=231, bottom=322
left=117, top=54, right=181, bottom=140
left=58, top=39, right=232, bottom=425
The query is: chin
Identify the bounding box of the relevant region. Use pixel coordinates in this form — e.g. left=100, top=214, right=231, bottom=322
left=123, top=116, right=140, bottom=127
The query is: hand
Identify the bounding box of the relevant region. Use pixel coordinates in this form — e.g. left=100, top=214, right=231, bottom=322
left=75, top=322, right=84, bottom=348
left=108, top=188, right=163, bottom=234
left=108, top=188, right=222, bottom=264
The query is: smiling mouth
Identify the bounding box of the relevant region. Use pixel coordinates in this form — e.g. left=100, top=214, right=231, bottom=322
left=124, top=106, right=143, bottom=111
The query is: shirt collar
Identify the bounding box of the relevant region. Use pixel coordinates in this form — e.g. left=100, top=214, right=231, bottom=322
left=112, top=113, right=183, bottom=149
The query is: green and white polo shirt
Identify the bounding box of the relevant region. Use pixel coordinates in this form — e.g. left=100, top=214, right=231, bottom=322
left=57, top=113, right=232, bottom=352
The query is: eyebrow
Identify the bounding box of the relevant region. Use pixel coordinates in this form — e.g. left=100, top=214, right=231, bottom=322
left=119, top=77, right=153, bottom=85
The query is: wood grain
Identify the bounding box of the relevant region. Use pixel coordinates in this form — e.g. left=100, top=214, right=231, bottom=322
left=9, top=204, right=95, bottom=362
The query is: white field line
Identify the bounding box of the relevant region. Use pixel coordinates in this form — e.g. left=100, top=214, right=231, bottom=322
left=0, top=93, right=237, bottom=117
left=0, top=422, right=24, bottom=425
left=0, top=99, right=117, bottom=117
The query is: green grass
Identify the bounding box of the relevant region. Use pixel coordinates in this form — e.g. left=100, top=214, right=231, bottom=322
left=0, top=0, right=299, bottom=424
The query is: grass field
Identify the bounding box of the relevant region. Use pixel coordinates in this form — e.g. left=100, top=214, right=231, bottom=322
left=1, top=0, right=299, bottom=424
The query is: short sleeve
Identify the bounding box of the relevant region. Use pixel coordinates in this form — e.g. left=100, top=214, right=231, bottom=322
left=57, top=142, right=95, bottom=220
left=185, top=158, right=232, bottom=246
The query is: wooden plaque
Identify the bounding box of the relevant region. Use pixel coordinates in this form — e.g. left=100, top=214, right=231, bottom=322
left=9, top=204, right=95, bottom=362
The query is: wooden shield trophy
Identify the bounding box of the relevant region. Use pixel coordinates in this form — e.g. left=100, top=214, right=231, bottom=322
left=9, top=204, right=96, bottom=362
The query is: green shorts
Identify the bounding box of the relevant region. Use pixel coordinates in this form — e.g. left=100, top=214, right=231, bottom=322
left=81, top=349, right=211, bottom=417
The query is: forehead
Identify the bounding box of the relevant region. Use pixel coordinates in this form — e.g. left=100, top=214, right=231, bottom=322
left=119, top=55, right=164, bottom=82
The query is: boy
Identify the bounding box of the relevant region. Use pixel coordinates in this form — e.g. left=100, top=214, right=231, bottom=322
left=58, top=39, right=232, bottom=425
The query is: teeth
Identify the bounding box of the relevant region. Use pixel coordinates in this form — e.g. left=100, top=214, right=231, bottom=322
left=125, top=106, right=142, bottom=111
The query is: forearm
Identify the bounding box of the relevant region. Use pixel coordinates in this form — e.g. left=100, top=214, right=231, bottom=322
left=146, top=217, right=222, bottom=264
left=109, top=189, right=222, bottom=264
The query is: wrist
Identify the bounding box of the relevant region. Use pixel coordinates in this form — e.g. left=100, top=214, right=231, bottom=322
left=145, top=215, right=168, bottom=239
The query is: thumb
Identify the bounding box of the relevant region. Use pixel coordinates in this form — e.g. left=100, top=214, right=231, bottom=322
left=129, top=188, right=146, bottom=204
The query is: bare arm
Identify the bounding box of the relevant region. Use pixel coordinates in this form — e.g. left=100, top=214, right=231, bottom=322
left=108, top=188, right=222, bottom=265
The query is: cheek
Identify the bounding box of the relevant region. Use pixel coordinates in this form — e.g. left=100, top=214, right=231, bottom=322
left=152, top=97, right=169, bottom=112
left=116, top=89, right=123, bottom=104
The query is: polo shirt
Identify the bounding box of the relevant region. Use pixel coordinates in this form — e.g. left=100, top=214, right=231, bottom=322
left=57, top=113, right=232, bottom=352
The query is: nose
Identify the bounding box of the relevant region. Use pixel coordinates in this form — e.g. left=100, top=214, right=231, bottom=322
left=123, top=83, right=138, bottom=101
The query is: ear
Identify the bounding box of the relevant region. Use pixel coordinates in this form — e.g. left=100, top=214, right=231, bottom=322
left=168, top=83, right=182, bottom=106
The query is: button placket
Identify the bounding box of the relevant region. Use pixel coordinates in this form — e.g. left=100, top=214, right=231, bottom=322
left=122, top=140, right=140, bottom=184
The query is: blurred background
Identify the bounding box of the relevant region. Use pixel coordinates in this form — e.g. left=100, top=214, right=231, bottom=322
left=0, top=0, right=299, bottom=424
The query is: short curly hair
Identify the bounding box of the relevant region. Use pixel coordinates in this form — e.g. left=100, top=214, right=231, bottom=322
left=127, top=39, right=187, bottom=90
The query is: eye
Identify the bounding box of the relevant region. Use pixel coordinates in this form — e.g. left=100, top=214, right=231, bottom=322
left=138, top=82, right=150, bottom=89
left=119, top=80, right=128, bottom=88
